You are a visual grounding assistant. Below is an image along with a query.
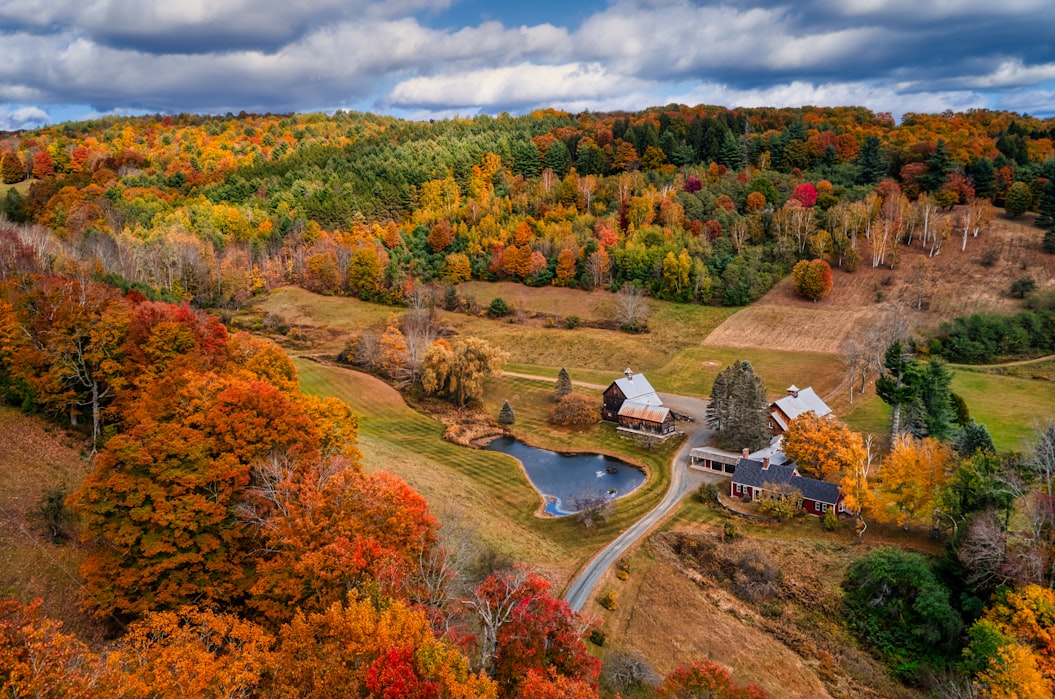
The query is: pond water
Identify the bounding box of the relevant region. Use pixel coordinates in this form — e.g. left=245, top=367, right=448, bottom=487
left=485, top=436, right=646, bottom=516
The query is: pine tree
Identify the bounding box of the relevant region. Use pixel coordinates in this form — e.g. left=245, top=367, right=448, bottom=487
left=554, top=367, right=572, bottom=401
left=498, top=400, right=515, bottom=425
left=854, top=135, right=886, bottom=185
left=544, top=141, right=572, bottom=178
left=1035, top=168, right=1055, bottom=229
left=717, top=130, right=742, bottom=170
left=957, top=420, right=995, bottom=455
left=708, top=360, right=769, bottom=451
left=919, top=139, right=953, bottom=193
left=1043, top=228, right=1055, bottom=254
left=875, top=341, right=921, bottom=440
left=918, top=359, right=955, bottom=441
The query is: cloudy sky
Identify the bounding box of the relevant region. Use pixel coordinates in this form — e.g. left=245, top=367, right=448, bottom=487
left=1, top=0, right=1054, bottom=130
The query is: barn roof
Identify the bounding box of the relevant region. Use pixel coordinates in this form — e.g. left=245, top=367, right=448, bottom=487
left=771, top=386, right=831, bottom=422
left=689, top=446, right=742, bottom=465
left=618, top=401, right=670, bottom=424
left=612, top=374, right=662, bottom=406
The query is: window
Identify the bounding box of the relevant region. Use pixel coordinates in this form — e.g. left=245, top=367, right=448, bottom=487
left=819, top=503, right=828, bottom=513
left=735, top=484, right=742, bottom=494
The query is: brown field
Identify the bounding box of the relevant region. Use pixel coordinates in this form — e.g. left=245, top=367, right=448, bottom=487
left=0, top=408, right=100, bottom=641
left=598, top=520, right=924, bottom=699
left=706, top=212, right=1055, bottom=354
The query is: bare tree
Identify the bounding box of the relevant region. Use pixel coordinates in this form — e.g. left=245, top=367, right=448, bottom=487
left=729, top=219, right=749, bottom=253
left=403, top=287, right=441, bottom=383
left=839, top=336, right=870, bottom=404
left=602, top=651, right=662, bottom=695
left=612, top=284, right=651, bottom=332
left=574, top=494, right=616, bottom=528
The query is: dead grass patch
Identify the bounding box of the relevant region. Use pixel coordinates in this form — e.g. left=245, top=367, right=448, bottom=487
left=0, top=407, right=102, bottom=642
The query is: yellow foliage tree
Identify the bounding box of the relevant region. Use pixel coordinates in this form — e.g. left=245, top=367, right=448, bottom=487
left=876, top=435, right=954, bottom=528
left=782, top=411, right=863, bottom=481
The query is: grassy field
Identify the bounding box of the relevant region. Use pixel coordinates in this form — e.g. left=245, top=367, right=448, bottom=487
left=294, top=359, right=679, bottom=585
left=259, top=285, right=1055, bottom=456
left=951, top=369, right=1055, bottom=450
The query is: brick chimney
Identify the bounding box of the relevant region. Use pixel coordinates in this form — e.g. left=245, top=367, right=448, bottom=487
left=625, top=367, right=633, bottom=381
left=741, top=448, right=749, bottom=459
left=762, top=457, right=770, bottom=470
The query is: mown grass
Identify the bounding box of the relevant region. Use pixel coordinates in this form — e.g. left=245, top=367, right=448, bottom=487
left=951, top=369, right=1055, bottom=451
left=294, top=359, right=679, bottom=579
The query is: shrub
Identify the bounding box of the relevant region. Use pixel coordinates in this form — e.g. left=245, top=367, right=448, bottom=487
left=598, top=591, right=617, bottom=610
left=979, top=248, right=1001, bottom=268
left=823, top=509, right=839, bottom=532
left=589, top=629, right=606, bottom=647
left=563, top=315, right=580, bottom=329
left=696, top=482, right=718, bottom=503
left=487, top=297, right=511, bottom=317
left=549, top=393, right=600, bottom=429
left=722, top=520, right=740, bottom=542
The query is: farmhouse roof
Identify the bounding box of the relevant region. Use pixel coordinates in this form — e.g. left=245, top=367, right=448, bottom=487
left=612, top=373, right=663, bottom=406
left=789, top=474, right=841, bottom=505
left=618, top=401, right=670, bottom=423
left=749, top=436, right=790, bottom=465
left=731, top=460, right=798, bottom=489
left=771, top=386, right=831, bottom=422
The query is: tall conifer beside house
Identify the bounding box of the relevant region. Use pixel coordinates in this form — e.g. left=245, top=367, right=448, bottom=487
left=707, top=359, right=770, bottom=451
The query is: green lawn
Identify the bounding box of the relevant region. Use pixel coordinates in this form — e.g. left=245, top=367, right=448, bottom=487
left=294, top=359, right=679, bottom=578
left=951, top=369, right=1055, bottom=451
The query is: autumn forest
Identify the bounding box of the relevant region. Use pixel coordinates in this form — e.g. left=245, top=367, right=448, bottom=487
left=2, top=103, right=1055, bottom=698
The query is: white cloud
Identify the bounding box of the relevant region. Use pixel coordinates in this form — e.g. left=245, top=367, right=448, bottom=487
left=0, top=105, right=50, bottom=130
left=388, top=62, right=651, bottom=109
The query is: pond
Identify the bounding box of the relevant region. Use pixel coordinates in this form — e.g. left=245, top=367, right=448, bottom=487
left=485, top=435, right=646, bottom=516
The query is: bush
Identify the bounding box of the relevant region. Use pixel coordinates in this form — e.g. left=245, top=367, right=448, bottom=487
left=977, top=248, right=1001, bottom=268
left=589, top=629, right=606, bottom=647
left=497, top=400, right=515, bottom=425
left=823, top=509, right=839, bottom=531
left=549, top=393, right=600, bottom=429
left=696, top=482, right=718, bottom=503
left=598, top=591, right=617, bottom=610
left=487, top=297, right=511, bottom=317
left=563, top=315, right=580, bottom=329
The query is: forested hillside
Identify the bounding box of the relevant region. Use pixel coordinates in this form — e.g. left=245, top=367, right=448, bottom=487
left=2, top=105, right=1054, bottom=312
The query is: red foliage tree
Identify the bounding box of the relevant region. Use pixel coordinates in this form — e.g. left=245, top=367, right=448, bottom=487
left=466, top=568, right=600, bottom=696
left=660, top=660, right=768, bottom=699
left=790, top=183, right=817, bottom=208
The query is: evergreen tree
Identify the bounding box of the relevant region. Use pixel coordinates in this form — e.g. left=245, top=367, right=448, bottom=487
left=966, top=157, right=996, bottom=199
left=919, top=139, right=953, bottom=193
left=875, top=341, right=920, bottom=440
left=554, top=367, right=572, bottom=401
left=717, top=130, right=742, bottom=170
left=854, top=135, right=886, bottom=185
left=918, top=359, right=955, bottom=441
left=1035, top=164, right=1055, bottom=229
left=707, top=360, right=769, bottom=451
left=498, top=400, right=515, bottom=425
left=957, top=420, right=995, bottom=455
left=511, top=139, right=541, bottom=178
left=1043, top=229, right=1055, bottom=254
left=545, top=140, right=572, bottom=178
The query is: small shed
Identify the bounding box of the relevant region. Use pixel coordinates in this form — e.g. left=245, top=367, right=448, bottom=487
left=617, top=401, right=675, bottom=435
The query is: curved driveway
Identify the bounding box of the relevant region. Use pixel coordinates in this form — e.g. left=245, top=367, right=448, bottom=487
left=563, top=393, right=722, bottom=612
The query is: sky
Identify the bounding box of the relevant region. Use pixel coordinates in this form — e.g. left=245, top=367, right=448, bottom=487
left=1, top=0, right=1054, bottom=131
